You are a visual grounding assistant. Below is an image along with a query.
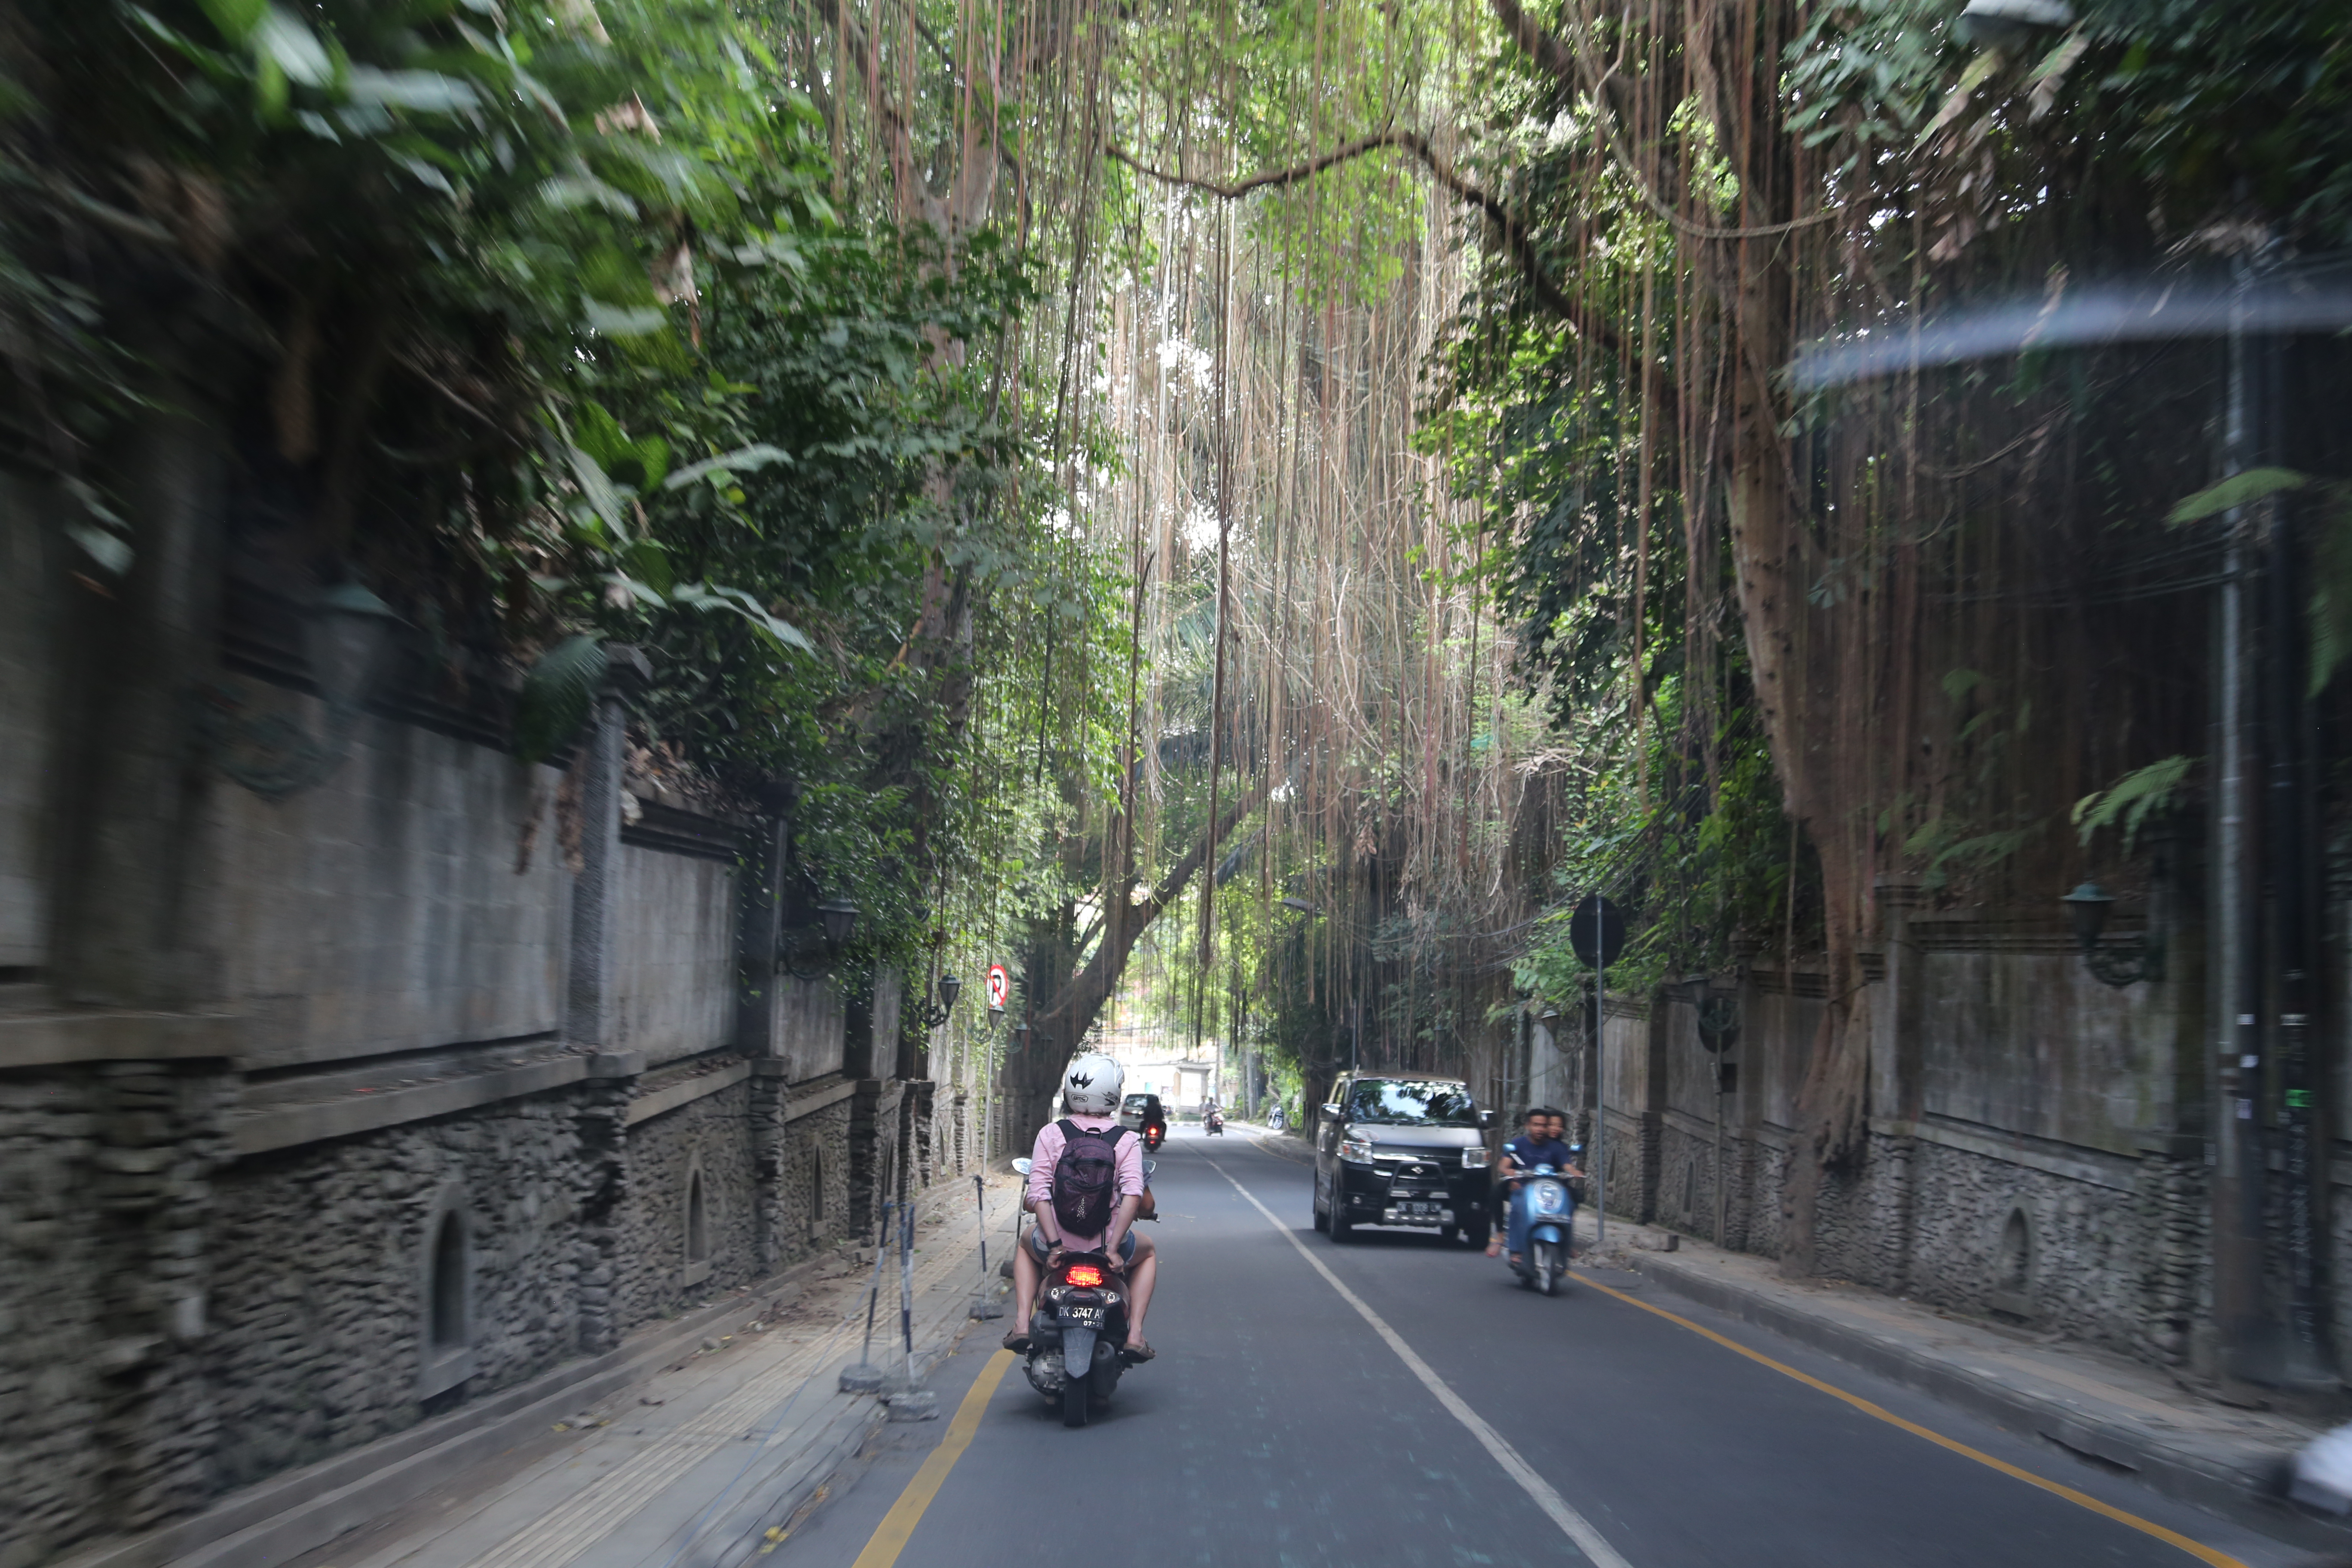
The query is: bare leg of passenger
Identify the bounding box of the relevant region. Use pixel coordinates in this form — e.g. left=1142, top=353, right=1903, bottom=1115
left=1123, top=1234, right=1157, bottom=1353
left=1007, top=1238, right=1040, bottom=1348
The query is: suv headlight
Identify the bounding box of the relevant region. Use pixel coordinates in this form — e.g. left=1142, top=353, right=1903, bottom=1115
left=1339, top=1134, right=1374, bottom=1163
left=1461, top=1146, right=1488, bottom=1169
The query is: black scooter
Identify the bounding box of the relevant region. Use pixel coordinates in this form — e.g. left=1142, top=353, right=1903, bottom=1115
left=1011, top=1156, right=1154, bottom=1426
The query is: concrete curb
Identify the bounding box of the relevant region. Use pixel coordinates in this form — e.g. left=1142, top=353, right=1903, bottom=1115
left=1633, top=1253, right=2351, bottom=1552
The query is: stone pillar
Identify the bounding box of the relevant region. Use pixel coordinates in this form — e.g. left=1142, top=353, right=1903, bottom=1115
left=735, top=817, right=788, bottom=1057
left=53, top=407, right=222, bottom=1010
left=1637, top=992, right=1667, bottom=1223
left=1875, top=877, right=1931, bottom=1291
left=563, top=648, right=646, bottom=1353
left=574, top=1050, right=642, bottom=1354
left=89, top=1061, right=233, bottom=1530
left=906, top=1079, right=937, bottom=1189
left=1728, top=935, right=1764, bottom=1252
left=564, top=644, right=650, bottom=1050
left=846, top=1079, right=904, bottom=1238
left=749, top=1060, right=792, bottom=1274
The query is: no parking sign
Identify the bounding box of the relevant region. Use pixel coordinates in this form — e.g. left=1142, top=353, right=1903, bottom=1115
left=986, top=963, right=1010, bottom=1014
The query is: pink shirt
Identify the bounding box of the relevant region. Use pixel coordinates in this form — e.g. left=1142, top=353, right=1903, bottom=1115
left=1026, top=1115, right=1146, bottom=1252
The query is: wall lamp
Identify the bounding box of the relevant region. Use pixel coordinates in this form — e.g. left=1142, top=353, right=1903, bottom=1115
left=205, top=581, right=402, bottom=800
left=916, top=972, right=962, bottom=1030
left=2060, top=881, right=2162, bottom=987
left=780, top=897, right=859, bottom=980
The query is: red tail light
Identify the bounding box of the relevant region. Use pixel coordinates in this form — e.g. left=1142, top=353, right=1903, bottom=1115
left=1065, top=1264, right=1105, bottom=1287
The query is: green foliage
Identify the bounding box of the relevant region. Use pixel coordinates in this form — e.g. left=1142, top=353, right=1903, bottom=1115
left=1784, top=0, right=1963, bottom=172
left=514, top=634, right=609, bottom=763
left=2073, top=754, right=2192, bottom=850
left=2165, top=467, right=2308, bottom=525
left=1, top=0, right=1136, bottom=984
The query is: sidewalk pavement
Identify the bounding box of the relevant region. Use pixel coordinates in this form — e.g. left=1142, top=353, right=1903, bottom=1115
left=1232, top=1121, right=2347, bottom=1549
left=269, top=1175, right=1023, bottom=1568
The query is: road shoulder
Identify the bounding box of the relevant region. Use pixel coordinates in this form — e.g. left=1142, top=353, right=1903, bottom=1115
left=1595, top=1217, right=2352, bottom=1552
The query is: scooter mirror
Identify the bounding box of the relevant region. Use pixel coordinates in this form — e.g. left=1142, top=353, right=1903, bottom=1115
left=1142, top=1160, right=1156, bottom=1177
left=1011, top=1158, right=1033, bottom=1175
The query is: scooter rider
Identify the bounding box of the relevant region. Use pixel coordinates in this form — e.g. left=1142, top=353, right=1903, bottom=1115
left=1486, top=1107, right=1582, bottom=1265
left=1006, top=1053, right=1160, bottom=1361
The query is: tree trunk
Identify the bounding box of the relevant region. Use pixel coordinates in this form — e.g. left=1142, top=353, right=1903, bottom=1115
left=1004, top=782, right=1269, bottom=1135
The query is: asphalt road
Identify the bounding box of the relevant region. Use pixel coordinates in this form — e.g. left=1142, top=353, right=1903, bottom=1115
left=780, top=1130, right=2303, bottom=1568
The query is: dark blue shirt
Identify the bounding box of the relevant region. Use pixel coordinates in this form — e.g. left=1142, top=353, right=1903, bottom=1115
left=1504, top=1135, right=1576, bottom=1174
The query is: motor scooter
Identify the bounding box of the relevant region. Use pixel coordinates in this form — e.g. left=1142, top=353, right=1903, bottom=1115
left=1010, top=1157, right=1154, bottom=1426
left=1501, top=1162, right=1577, bottom=1296
left=1204, top=1108, right=1224, bottom=1136
left=1142, top=1115, right=1166, bottom=1151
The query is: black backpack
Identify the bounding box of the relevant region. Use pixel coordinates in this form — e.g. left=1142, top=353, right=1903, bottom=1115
left=1050, top=1119, right=1128, bottom=1238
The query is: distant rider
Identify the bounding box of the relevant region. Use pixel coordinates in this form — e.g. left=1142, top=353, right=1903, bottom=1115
left=1006, top=1053, right=1160, bottom=1361
left=1487, top=1106, right=1582, bottom=1265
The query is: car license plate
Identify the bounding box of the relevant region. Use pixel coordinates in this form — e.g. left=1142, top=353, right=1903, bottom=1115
left=1397, top=1201, right=1440, bottom=1218
left=1062, top=1305, right=1106, bottom=1327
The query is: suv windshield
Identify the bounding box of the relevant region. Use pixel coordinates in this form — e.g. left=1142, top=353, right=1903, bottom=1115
left=1346, top=1079, right=1478, bottom=1126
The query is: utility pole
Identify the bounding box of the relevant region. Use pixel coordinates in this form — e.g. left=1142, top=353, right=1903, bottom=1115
left=2213, top=246, right=2267, bottom=1387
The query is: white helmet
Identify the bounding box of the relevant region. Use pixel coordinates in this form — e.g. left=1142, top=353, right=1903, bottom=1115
left=1062, top=1053, right=1125, bottom=1116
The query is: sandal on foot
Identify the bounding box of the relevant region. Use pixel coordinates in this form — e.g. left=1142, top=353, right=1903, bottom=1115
left=1119, top=1340, right=1156, bottom=1363
left=1002, top=1329, right=1031, bottom=1354
left=1484, top=1239, right=1502, bottom=1258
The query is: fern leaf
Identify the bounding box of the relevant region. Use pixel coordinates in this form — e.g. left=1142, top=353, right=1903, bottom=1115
left=514, top=634, right=607, bottom=763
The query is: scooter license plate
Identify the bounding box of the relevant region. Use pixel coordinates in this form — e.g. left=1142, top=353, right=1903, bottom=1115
left=1061, top=1305, right=1106, bottom=1327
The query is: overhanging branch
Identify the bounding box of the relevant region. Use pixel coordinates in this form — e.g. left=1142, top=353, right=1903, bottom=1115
left=1105, top=132, right=1664, bottom=411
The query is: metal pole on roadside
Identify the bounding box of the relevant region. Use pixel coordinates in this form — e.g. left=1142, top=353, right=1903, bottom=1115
left=969, top=1172, right=1002, bottom=1319
left=884, top=1199, right=940, bottom=1420
left=838, top=1200, right=894, bottom=1393
left=1568, top=894, right=1621, bottom=1255
left=1595, top=951, right=1607, bottom=1252
left=898, top=1200, right=916, bottom=1384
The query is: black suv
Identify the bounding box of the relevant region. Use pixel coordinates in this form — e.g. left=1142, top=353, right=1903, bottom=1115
left=1312, top=1074, right=1493, bottom=1246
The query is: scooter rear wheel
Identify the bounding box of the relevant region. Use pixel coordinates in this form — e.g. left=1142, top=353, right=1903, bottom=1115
left=1062, top=1371, right=1091, bottom=1427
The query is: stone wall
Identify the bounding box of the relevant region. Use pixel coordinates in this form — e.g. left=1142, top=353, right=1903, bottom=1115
left=0, top=1061, right=236, bottom=1560
left=1575, top=941, right=2214, bottom=1371
left=612, top=847, right=736, bottom=1069
left=193, top=720, right=570, bottom=1070
left=204, top=1077, right=623, bottom=1492
left=758, top=1088, right=857, bottom=1268
left=614, top=1075, right=759, bottom=1326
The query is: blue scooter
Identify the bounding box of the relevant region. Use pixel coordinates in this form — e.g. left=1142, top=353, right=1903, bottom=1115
left=1503, top=1162, right=1577, bottom=1296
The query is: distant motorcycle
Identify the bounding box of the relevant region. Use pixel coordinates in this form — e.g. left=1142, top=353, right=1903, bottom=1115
left=1204, top=1109, right=1224, bottom=1136
left=1503, top=1162, right=1577, bottom=1296
left=1142, top=1115, right=1166, bottom=1151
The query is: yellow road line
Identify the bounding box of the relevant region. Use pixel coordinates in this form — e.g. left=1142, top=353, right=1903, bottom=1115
left=1576, top=1274, right=2248, bottom=1568
left=848, top=1350, right=1016, bottom=1568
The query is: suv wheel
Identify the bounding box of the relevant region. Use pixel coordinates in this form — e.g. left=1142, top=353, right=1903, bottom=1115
left=1329, top=1200, right=1355, bottom=1242
left=1313, top=1178, right=1329, bottom=1233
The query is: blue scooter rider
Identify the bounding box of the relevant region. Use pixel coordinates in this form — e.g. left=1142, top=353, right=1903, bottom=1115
left=1486, top=1106, right=1582, bottom=1265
